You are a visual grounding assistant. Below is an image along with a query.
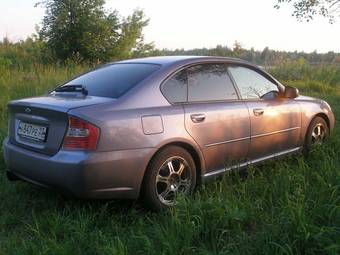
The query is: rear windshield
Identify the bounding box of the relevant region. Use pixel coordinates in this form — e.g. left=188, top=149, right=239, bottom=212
left=61, top=63, right=160, bottom=98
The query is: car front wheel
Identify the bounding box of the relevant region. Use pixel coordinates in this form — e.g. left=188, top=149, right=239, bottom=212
left=305, top=116, right=329, bottom=151
left=142, top=146, right=196, bottom=211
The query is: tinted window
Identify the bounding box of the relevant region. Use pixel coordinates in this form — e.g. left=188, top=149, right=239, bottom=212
left=187, top=64, right=238, bottom=102
left=228, top=66, right=278, bottom=99
left=62, top=63, right=160, bottom=98
left=161, top=70, right=187, bottom=103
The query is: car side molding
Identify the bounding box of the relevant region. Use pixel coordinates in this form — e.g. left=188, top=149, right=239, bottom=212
left=202, top=146, right=301, bottom=181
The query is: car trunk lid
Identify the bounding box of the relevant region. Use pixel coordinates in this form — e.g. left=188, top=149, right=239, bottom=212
left=8, top=94, right=114, bottom=156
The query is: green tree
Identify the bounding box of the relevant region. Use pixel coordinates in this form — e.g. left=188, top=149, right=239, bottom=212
left=37, top=0, right=152, bottom=62
left=275, top=0, right=340, bottom=23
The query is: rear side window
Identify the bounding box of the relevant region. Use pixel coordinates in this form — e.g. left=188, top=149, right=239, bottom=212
left=187, top=64, right=238, bottom=102
left=228, top=66, right=279, bottom=99
left=161, top=70, right=187, bottom=103
left=161, top=63, right=238, bottom=104
left=64, top=63, right=160, bottom=98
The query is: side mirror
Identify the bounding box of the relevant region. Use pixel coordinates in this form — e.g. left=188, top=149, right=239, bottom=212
left=284, top=86, right=299, bottom=99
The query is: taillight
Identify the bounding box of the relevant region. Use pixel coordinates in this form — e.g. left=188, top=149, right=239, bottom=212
left=63, top=116, right=99, bottom=150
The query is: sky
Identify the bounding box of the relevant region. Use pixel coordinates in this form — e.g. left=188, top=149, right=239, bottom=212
left=0, top=0, right=339, bottom=53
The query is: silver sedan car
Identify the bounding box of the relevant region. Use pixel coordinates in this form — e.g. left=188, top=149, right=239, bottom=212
left=3, top=56, right=335, bottom=210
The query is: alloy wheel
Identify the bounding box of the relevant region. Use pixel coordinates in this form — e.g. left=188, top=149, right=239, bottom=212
left=311, top=123, right=326, bottom=145
left=155, top=156, right=192, bottom=205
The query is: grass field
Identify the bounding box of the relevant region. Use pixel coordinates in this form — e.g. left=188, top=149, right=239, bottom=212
left=0, top=66, right=339, bottom=254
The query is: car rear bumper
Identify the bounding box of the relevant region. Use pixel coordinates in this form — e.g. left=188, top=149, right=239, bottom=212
left=3, top=137, right=156, bottom=199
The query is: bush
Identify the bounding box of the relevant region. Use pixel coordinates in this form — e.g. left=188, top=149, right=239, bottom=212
left=268, top=60, right=340, bottom=87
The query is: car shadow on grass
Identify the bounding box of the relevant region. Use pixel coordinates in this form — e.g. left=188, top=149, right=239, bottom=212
left=6, top=180, right=149, bottom=217
left=2, top=140, right=334, bottom=222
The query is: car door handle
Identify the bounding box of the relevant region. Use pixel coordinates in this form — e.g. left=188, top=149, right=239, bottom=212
left=190, top=114, right=206, bottom=123
left=253, top=108, right=264, bottom=116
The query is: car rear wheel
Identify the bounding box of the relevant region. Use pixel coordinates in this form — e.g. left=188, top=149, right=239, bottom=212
left=142, top=146, right=196, bottom=211
left=305, top=116, right=329, bottom=151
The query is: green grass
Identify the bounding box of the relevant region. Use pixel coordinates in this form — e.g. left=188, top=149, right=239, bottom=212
left=0, top=67, right=339, bottom=255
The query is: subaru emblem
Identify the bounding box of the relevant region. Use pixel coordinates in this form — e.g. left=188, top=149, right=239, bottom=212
left=25, top=107, right=32, bottom=113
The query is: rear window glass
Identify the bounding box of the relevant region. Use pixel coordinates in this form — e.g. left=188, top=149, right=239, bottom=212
left=62, top=63, right=160, bottom=98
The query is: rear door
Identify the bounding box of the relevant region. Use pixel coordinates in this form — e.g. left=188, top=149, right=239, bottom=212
left=180, top=63, right=251, bottom=172
left=228, top=66, right=301, bottom=160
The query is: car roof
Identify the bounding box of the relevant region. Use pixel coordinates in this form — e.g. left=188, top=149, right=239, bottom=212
left=106, top=55, right=285, bottom=108
left=116, top=55, right=249, bottom=66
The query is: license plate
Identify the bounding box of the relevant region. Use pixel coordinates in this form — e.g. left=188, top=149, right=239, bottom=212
left=18, top=122, right=47, bottom=142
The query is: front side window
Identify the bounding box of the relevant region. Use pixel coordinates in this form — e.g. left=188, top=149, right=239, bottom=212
left=228, top=66, right=279, bottom=99
left=62, top=63, right=160, bottom=98
left=187, top=64, right=238, bottom=102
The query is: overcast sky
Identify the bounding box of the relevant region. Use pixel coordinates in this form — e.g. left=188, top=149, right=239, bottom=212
left=1, top=0, right=339, bottom=53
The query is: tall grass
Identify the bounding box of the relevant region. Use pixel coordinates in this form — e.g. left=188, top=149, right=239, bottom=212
left=0, top=65, right=88, bottom=140
left=0, top=64, right=339, bottom=254
left=268, top=61, right=340, bottom=87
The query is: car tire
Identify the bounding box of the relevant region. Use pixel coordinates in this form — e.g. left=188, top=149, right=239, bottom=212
left=141, top=146, right=197, bottom=211
left=304, top=116, right=329, bottom=151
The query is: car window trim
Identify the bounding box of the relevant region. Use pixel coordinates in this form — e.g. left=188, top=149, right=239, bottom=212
left=160, top=67, right=188, bottom=104
left=160, top=61, right=242, bottom=105
left=51, top=62, right=161, bottom=96
left=227, top=64, right=283, bottom=101
left=180, top=98, right=243, bottom=105
left=226, top=67, right=242, bottom=100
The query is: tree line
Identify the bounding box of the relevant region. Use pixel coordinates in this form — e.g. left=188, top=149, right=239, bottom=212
left=1, top=37, right=339, bottom=69
left=0, top=0, right=339, bottom=70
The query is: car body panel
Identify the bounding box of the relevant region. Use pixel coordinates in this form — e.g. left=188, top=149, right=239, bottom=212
left=246, top=98, right=302, bottom=159
left=3, top=137, right=156, bottom=199
left=9, top=94, right=115, bottom=113
left=69, top=105, right=188, bottom=150
left=295, top=95, right=335, bottom=140
left=183, top=101, right=250, bottom=172
left=7, top=95, right=115, bottom=156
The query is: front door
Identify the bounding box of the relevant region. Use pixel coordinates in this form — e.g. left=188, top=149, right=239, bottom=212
left=228, top=66, right=301, bottom=160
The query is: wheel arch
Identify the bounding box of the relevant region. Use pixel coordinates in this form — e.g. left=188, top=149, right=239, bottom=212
left=305, top=113, right=330, bottom=142
left=303, top=112, right=330, bottom=150
left=313, top=112, right=330, bottom=130
left=142, top=140, right=205, bottom=190
left=163, top=141, right=203, bottom=182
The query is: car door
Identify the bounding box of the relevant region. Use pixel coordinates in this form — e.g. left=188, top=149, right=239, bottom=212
left=228, top=65, right=301, bottom=160
left=180, top=63, right=251, bottom=172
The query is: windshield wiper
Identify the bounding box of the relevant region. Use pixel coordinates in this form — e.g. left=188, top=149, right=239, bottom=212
left=55, top=85, right=88, bottom=95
